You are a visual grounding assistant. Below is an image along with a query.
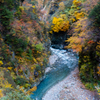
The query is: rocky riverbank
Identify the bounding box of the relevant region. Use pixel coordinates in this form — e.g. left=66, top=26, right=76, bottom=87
left=45, top=54, right=58, bottom=74
left=43, top=67, right=98, bottom=100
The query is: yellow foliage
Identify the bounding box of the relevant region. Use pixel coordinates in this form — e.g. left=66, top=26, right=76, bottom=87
left=19, top=6, right=24, bottom=11
left=40, top=62, right=43, bottom=66
left=4, top=82, right=12, bottom=88
left=77, top=7, right=80, bottom=10
left=60, top=14, right=68, bottom=20
left=32, top=5, right=35, bottom=8
left=7, top=67, right=13, bottom=71
left=30, top=67, right=34, bottom=70
left=65, top=37, right=82, bottom=52
left=49, top=31, right=53, bottom=34
left=75, top=12, right=84, bottom=20
left=0, top=78, right=12, bottom=89
left=64, top=17, right=94, bottom=52
left=27, top=86, right=37, bottom=94
left=33, top=58, right=37, bottom=63
left=33, top=9, right=35, bottom=13
left=0, top=68, right=13, bottom=92
left=73, top=0, right=81, bottom=6
left=71, top=18, right=76, bottom=22
left=19, top=86, right=25, bottom=93
left=18, top=69, right=23, bottom=73
left=0, top=60, right=3, bottom=66
left=52, top=17, right=70, bottom=32
left=71, top=5, right=77, bottom=9
left=11, top=72, right=16, bottom=79
left=0, top=89, right=3, bottom=98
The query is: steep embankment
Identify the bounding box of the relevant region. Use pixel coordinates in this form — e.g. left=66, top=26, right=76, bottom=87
left=43, top=0, right=100, bottom=99
left=0, top=0, right=100, bottom=99
left=0, top=0, right=51, bottom=99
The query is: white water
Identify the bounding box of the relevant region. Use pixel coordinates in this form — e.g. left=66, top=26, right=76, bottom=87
left=31, top=47, right=78, bottom=100
left=50, top=47, right=78, bottom=68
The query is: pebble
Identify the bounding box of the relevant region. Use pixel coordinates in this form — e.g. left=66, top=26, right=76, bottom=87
left=42, top=67, right=95, bottom=100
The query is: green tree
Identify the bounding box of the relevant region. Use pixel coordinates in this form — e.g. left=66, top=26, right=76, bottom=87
left=89, top=2, right=100, bottom=27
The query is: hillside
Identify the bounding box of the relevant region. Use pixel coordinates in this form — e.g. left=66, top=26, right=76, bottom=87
left=0, top=0, right=100, bottom=99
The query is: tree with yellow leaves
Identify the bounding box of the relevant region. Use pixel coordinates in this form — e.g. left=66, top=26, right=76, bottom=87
left=51, top=17, right=70, bottom=33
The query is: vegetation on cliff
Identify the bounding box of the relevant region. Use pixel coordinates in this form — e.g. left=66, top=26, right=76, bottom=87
left=0, top=0, right=50, bottom=99
left=0, top=0, right=100, bottom=99
left=49, top=0, right=100, bottom=96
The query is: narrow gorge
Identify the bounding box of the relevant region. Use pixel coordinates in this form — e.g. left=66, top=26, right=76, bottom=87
left=0, top=0, right=100, bottom=100
left=31, top=47, right=78, bottom=100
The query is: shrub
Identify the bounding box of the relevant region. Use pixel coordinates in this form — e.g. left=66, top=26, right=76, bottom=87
left=89, top=2, right=100, bottom=27
left=35, top=65, right=41, bottom=71
left=27, top=49, right=32, bottom=57
left=73, top=0, right=81, bottom=6
left=26, top=49, right=33, bottom=60
left=14, top=76, right=28, bottom=86
left=75, top=12, right=84, bottom=20
left=0, top=61, right=3, bottom=66
left=5, top=34, right=28, bottom=55
left=0, top=0, right=19, bottom=27
left=0, top=90, right=32, bottom=100
left=0, top=6, right=13, bottom=27
left=95, top=85, right=100, bottom=96
left=14, top=8, right=22, bottom=19
left=16, top=48, right=24, bottom=56
left=85, top=82, right=95, bottom=91
left=35, top=43, right=44, bottom=52
left=6, top=34, right=28, bottom=49
left=51, top=17, right=70, bottom=32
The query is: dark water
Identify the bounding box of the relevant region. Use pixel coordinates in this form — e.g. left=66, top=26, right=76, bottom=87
left=31, top=48, right=78, bottom=100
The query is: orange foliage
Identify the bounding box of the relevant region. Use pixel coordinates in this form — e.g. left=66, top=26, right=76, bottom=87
left=88, top=40, right=95, bottom=44
left=65, top=17, right=96, bottom=52
left=97, top=66, right=100, bottom=74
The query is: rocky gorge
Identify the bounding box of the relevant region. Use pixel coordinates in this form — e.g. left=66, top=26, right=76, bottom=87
left=0, top=0, right=100, bottom=99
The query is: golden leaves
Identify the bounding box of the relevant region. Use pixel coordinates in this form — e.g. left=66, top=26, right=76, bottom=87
left=65, top=37, right=83, bottom=52
left=7, top=67, right=13, bottom=71
left=73, top=0, right=81, bottom=6
left=0, top=61, right=3, bottom=66
left=0, top=89, right=3, bottom=97
left=75, top=12, right=85, bottom=20
left=27, top=86, right=37, bottom=94
left=64, top=16, right=94, bottom=52
left=52, top=17, right=70, bottom=32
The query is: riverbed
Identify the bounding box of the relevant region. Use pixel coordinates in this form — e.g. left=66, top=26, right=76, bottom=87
left=43, top=67, right=96, bottom=100
left=31, top=47, right=78, bottom=100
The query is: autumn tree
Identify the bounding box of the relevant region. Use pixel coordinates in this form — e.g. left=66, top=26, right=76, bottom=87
left=59, top=2, right=65, bottom=10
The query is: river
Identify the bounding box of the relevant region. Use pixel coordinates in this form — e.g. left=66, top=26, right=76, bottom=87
left=31, top=47, right=78, bottom=100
